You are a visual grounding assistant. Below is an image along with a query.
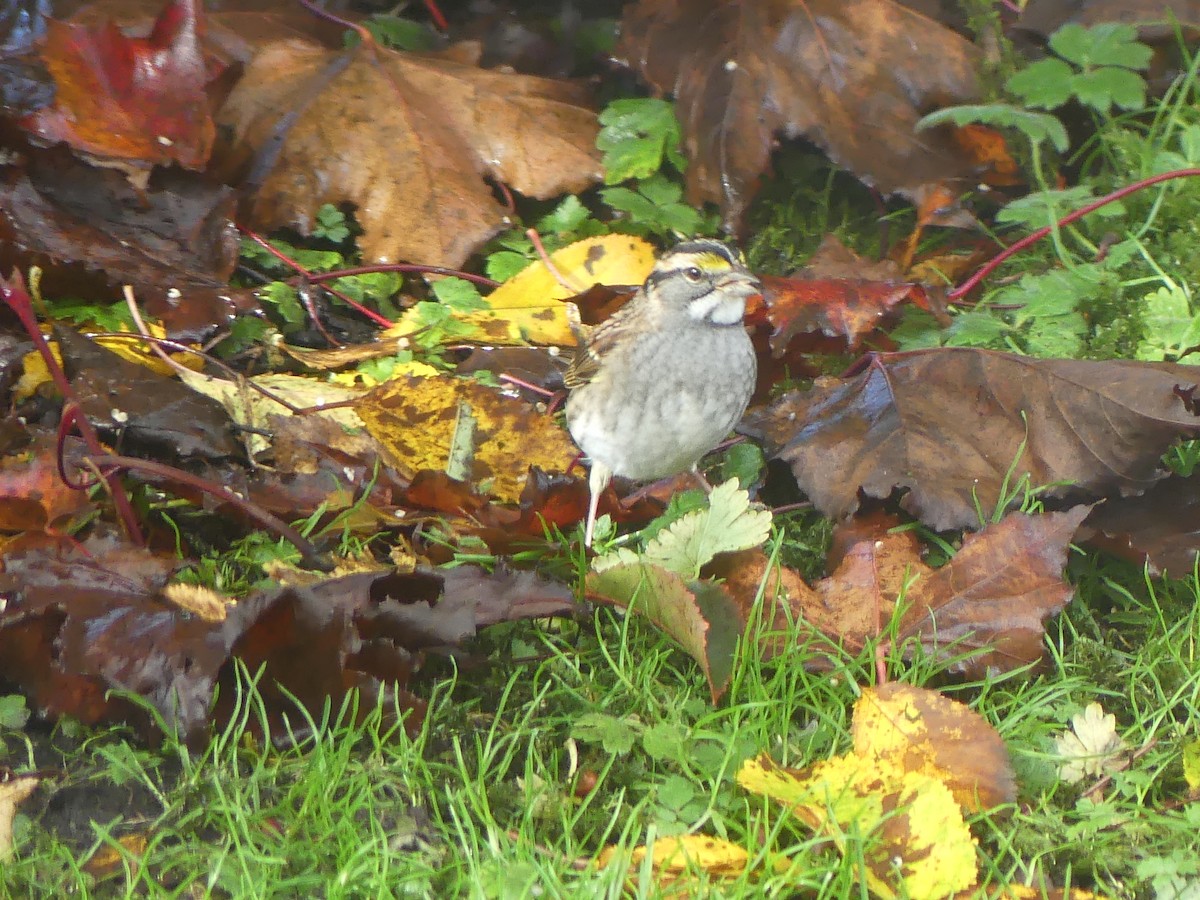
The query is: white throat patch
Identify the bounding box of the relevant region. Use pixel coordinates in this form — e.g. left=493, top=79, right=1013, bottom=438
left=687, top=292, right=746, bottom=325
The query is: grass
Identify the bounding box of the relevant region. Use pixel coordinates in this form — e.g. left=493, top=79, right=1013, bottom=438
left=8, top=15, right=1200, bottom=900
left=4, top=539, right=1200, bottom=897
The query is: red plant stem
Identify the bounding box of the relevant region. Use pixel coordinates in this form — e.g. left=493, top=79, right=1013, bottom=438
left=239, top=225, right=394, bottom=329
left=949, top=168, right=1200, bottom=302
left=422, top=0, right=449, bottom=31
left=87, top=454, right=333, bottom=571
left=1, top=276, right=145, bottom=544
left=526, top=228, right=581, bottom=293
left=295, top=0, right=370, bottom=41
left=498, top=373, right=555, bottom=398
left=307, top=264, right=499, bottom=289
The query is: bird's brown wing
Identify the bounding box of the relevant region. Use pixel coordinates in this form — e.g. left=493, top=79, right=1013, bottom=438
left=564, top=299, right=642, bottom=389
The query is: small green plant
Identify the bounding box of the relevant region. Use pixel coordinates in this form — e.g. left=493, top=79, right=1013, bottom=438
left=595, top=97, right=718, bottom=238
left=919, top=23, right=1153, bottom=160
left=1007, top=24, right=1152, bottom=116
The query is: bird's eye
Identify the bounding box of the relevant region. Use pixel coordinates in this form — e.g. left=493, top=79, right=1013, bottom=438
left=684, top=267, right=703, bottom=282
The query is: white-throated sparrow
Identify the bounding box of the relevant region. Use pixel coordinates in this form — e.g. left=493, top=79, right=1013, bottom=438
left=565, top=238, right=760, bottom=546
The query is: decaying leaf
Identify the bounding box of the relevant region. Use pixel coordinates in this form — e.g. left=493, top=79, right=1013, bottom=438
left=738, top=686, right=990, bottom=899
left=853, top=682, right=1015, bottom=812
left=753, top=348, right=1200, bottom=531
left=1053, top=702, right=1128, bottom=785
left=716, top=507, right=1088, bottom=678
left=595, top=833, right=751, bottom=893
left=18, top=0, right=221, bottom=176
left=0, top=534, right=578, bottom=744
left=616, top=0, right=984, bottom=228
left=0, top=774, right=41, bottom=863
left=386, top=235, right=657, bottom=348
left=218, top=36, right=602, bottom=267
left=176, top=368, right=366, bottom=459
left=355, top=374, right=577, bottom=504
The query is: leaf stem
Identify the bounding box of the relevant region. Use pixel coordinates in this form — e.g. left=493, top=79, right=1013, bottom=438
left=949, top=168, right=1200, bottom=302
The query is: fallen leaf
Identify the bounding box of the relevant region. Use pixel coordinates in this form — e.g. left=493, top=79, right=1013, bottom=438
left=0, top=430, right=92, bottom=533
left=718, top=507, right=1088, bottom=678
left=595, top=833, right=751, bottom=895
left=853, top=683, right=1015, bottom=812
left=218, top=36, right=602, bottom=267
left=0, top=152, right=239, bottom=319
left=0, top=774, right=41, bottom=862
left=385, top=235, right=656, bottom=348
left=616, top=0, right=983, bottom=228
left=1053, top=702, right=1128, bottom=785
left=18, top=0, right=221, bottom=175
left=175, top=369, right=366, bottom=459
left=59, top=327, right=243, bottom=463
left=1079, top=476, right=1200, bottom=576
left=737, top=749, right=978, bottom=900
left=355, top=374, right=577, bottom=504
left=752, top=348, right=1200, bottom=530
left=0, top=533, right=577, bottom=744
left=756, top=274, right=931, bottom=353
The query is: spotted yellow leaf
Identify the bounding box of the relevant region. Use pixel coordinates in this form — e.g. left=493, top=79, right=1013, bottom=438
left=355, top=374, right=576, bottom=503
left=385, top=234, right=656, bottom=347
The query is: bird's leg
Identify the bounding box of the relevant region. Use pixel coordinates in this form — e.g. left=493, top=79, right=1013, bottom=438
left=689, top=465, right=714, bottom=494
left=584, top=460, right=613, bottom=548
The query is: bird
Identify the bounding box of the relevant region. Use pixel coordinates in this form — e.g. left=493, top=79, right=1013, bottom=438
left=564, top=238, right=760, bottom=547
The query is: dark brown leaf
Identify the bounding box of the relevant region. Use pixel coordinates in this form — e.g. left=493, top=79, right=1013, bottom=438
left=752, top=348, right=1200, bottom=530
left=58, top=327, right=243, bottom=463
left=723, top=508, right=1088, bottom=678
left=1081, top=476, right=1200, bottom=576
left=0, top=151, right=238, bottom=333
left=0, top=533, right=579, bottom=744
left=616, top=0, right=983, bottom=228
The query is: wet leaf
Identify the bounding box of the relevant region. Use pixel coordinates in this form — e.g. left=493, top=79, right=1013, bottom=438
left=218, top=36, right=602, bottom=267
left=17, top=0, right=220, bottom=176
left=0, top=534, right=577, bottom=744
left=355, top=374, right=576, bottom=504
left=753, top=348, right=1200, bottom=530
left=616, top=0, right=983, bottom=228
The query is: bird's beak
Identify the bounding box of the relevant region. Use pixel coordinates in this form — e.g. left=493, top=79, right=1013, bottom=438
left=718, top=272, right=762, bottom=300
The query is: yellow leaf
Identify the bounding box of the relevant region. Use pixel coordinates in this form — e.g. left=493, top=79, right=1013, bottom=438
left=95, top=328, right=202, bottom=377
left=852, top=683, right=1015, bottom=811
left=177, top=370, right=366, bottom=458
left=355, top=374, right=576, bottom=503
left=737, top=753, right=977, bottom=900
left=385, top=234, right=656, bottom=346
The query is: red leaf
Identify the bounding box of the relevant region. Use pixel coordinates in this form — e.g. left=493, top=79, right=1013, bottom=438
left=19, top=0, right=222, bottom=170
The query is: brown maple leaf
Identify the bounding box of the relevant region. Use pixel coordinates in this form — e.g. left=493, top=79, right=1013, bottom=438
left=713, top=506, right=1088, bottom=678
left=750, top=348, right=1200, bottom=530
left=217, top=37, right=602, bottom=267
left=616, top=0, right=984, bottom=228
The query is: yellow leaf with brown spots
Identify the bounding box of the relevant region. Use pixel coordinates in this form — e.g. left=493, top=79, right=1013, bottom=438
left=852, top=683, right=1015, bottom=812
left=384, top=234, right=656, bottom=347
left=354, top=374, right=576, bottom=503
left=737, top=752, right=978, bottom=900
